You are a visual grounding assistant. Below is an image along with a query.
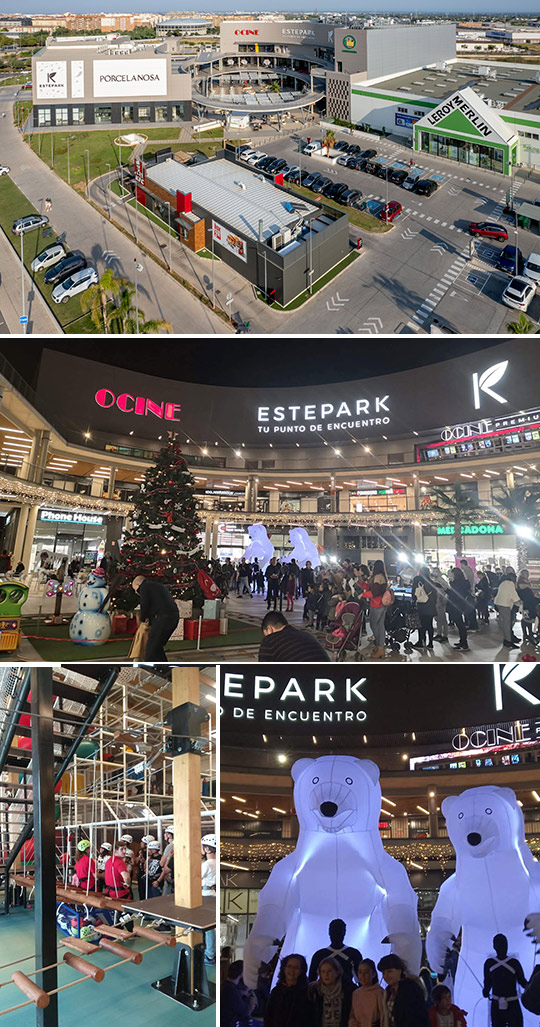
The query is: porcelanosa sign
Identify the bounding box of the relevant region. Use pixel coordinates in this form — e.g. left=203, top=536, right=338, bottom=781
left=93, top=58, right=167, bottom=98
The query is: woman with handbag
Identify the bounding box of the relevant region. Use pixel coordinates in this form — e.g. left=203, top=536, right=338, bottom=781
left=348, top=958, right=385, bottom=1027
left=360, top=560, right=391, bottom=660
left=411, top=566, right=437, bottom=651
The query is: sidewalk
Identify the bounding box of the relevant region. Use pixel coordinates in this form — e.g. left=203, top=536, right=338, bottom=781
left=0, top=229, right=61, bottom=335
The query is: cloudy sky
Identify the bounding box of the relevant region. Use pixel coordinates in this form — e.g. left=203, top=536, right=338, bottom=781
left=1, top=3, right=536, bottom=15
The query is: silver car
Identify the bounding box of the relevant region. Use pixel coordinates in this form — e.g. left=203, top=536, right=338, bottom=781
left=31, top=243, right=66, bottom=273
left=12, top=214, right=49, bottom=235
left=52, top=266, right=98, bottom=303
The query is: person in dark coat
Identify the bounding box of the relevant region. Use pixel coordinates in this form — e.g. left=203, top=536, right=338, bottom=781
left=307, top=956, right=355, bottom=1027
left=378, top=954, right=429, bottom=1027
left=483, top=933, right=528, bottom=1027
left=264, top=953, right=311, bottom=1027
left=308, top=919, right=361, bottom=984
left=132, top=575, right=179, bottom=662
left=446, top=567, right=473, bottom=652
left=265, top=557, right=282, bottom=610
left=411, top=565, right=437, bottom=650
left=300, top=560, right=315, bottom=596
left=476, top=571, right=492, bottom=624
left=221, top=960, right=253, bottom=1027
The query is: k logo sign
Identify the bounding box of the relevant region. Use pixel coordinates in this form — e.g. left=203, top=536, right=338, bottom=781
left=472, top=361, right=508, bottom=410
left=494, top=665, right=540, bottom=710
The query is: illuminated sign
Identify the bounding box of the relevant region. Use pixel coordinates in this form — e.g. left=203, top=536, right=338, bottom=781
left=257, top=396, right=390, bottom=435
left=40, top=509, right=104, bottom=525
left=35, top=61, right=67, bottom=99
left=222, top=672, right=368, bottom=723
left=494, top=664, right=540, bottom=711
left=452, top=721, right=537, bottom=751
left=425, top=91, right=497, bottom=140
left=342, top=34, right=356, bottom=50
left=212, top=221, right=247, bottom=264
left=353, top=487, right=405, bottom=497
left=234, top=28, right=259, bottom=35
left=94, top=389, right=181, bottom=421
left=472, top=360, right=508, bottom=410
left=437, top=523, right=503, bottom=535
left=134, top=157, right=145, bottom=188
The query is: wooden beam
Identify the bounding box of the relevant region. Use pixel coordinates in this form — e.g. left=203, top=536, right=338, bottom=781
left=171, top=668, right=202, bottom=909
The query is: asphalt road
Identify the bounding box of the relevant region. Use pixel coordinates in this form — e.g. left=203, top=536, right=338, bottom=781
left=0, top=86, right=226, bottom=335
left=256, top=128, right=540, bottom=334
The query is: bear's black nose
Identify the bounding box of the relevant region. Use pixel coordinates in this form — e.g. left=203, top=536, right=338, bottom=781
left=320, top=801, right=338, bottom=818
left=467, top=832, right=482, bottom=846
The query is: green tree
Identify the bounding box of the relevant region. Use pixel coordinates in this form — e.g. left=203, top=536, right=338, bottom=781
left=114, top=436, right=204, bottom=609
left=270, top=80, right=280, bottom=93
left=110, top=280, right=172, bottom=334
left=492, top=484, right=540, bottom=569
left=323, top=128, right=336, bottom=155
left=429, top=483, right=484, bottom=559
left=80, top=268, right=127, bottom=334
left=506, top=313, right=540, bottom=334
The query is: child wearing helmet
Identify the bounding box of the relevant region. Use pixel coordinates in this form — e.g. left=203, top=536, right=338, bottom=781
left=73, top=840, right=97, bottom=892
left=201, top=833, right=216, bottom=966
left=96, top=841, right=112, bottom=892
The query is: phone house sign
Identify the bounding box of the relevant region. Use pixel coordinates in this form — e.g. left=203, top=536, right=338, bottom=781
left=222, top=673, right=369, bottom=723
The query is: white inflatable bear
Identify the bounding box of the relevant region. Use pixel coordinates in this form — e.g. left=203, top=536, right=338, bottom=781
left=288, top=526, right=320, bottom=569
left=243, top=755, right=421, bottom=989
left=243, top=523, right=274, bottom=572
left=427, top=786, right=540, bottom=1027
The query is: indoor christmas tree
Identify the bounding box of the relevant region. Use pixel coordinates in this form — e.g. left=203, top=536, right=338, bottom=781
left=113, top=434, right=205, bottom=610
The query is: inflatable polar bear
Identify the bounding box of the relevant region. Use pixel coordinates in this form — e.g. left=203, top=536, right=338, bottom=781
left=242, top=755, right=421, bottom=989
left=426, top=786, right=540, bottom=1027
left=288, top=526, right=320, bottom=569
left=243, top=523, right=274, bottom=572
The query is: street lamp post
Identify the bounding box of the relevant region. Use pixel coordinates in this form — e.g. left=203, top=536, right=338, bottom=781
left=134, top=259, right=142, bottom=334
left=385, top=168, right=389, bottom=208
left=514, top=228, right=519, bottom=277
left=20, top=228, right=26, bottom=336
left=84, top=148, right=90, bottom=198
left=66, top=136, right=70, bottom=185
left=211, top=228, right=215, bottom=308
left=167, top=202, right=172, bottom=270
left=105, top=163, right=111, bottom=216
left=118, top=138, right=123, bottom=193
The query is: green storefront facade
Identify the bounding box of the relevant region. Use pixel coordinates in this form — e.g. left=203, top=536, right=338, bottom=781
left=413, top=89, right=518, bottom=176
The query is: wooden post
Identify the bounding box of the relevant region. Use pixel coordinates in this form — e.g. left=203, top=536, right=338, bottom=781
left=171, top=667, right=202, bottom=909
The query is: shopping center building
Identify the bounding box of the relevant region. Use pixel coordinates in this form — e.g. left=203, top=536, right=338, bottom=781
left=221, top=664, right=540, bottom=957
left=0, top=341, right=537, bottom=579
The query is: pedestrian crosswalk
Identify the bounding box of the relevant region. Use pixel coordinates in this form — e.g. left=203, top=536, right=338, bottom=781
left=407, top=242, right=470, bottom=331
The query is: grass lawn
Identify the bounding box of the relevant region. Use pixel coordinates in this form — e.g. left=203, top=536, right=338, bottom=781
left=258, top=250, right=359, bottom=310
left=289, top=183, right=391, bottom=233
left=21, top=615, right=260, bottom=661
left=1, top=73, right=31, bottom=86
left=0, top=175, right=99, bottom=329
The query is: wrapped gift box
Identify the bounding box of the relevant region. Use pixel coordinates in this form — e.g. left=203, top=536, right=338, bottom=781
left=170, top=616, right=184, bottom=641
left=178, top=600, right=193, bottom=619
left=183, top=618, right=220, bottom=640
left=112, top=614, right=138, bottom=636
left=203, top=599, right=221, bottom=619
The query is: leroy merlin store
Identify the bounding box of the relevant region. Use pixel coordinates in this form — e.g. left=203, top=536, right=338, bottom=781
left=349, top=60, right=536, bottom=175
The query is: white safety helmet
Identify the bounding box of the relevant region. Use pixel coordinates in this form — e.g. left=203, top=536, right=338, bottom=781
left=164, top=825, right=174, bottom=835
left=141, top=835, right=156, bottom=845
left=120, top=834, right=133, bottom=844
left=101, top=842, right=112, bottom=852
left=201, top=834, right=216, bottom=850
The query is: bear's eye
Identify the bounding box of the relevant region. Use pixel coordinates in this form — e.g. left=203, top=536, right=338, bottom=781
left=345, top=777, right=353, bottom=785
left=458, top=812, right=464, bottom=820
left=312, top=777, right=319, bottom=784
left=485, top=808, right=492, bottom=815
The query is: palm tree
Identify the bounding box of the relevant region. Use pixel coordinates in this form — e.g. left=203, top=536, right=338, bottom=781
left=492, top=484, right=540, bottom=569
left=506, top=313, right=540, bottom=334
left=81, top=268, right=127, bottom=334
left=111, top=281, right=171, bottom=334
left=429, top=483, right=485, bottom=559
left=323, top=129, right=336, bottom=155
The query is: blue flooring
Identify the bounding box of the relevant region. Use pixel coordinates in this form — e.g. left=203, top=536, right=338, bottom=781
left=0, top=908, right=216, bottom=1026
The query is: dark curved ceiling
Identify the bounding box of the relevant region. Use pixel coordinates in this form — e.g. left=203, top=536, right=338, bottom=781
left=4, top=340, right=499, bottom=390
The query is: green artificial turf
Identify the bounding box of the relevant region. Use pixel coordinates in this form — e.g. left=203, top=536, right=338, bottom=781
left=21, top=616, right=261, bottom=661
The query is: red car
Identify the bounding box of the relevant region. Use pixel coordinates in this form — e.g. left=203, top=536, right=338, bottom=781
left=379, top=201, right=402, bottom=223
left=468, top=221, right=508, bottom=240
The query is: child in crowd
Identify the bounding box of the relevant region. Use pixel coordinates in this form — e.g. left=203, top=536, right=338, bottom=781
left=428, top=984, right=467, bottom=1027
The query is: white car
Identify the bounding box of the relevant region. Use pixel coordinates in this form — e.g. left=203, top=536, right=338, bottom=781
left=523, top=252, right=540, bottom=289
left=0, top=166, right=9, bottom=176
left=51, top=266, right=98, bottom=303
left=304, top=142, right=322, bottom=155
left=31, top=243, right=65, bottom=273
left=246, top=151, right=267, bottom=165
left=502, top=275, right=536, bottom=312
left=239, top=149, right=257, bottom=163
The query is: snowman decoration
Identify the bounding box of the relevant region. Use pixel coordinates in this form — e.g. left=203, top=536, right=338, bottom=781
left=69, top=568, right=111, bottom=646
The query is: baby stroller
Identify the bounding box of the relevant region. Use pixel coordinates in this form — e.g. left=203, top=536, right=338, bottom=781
left=325, top=600, right=367, bottom=661
left=385, top=597, right=417, bottom=653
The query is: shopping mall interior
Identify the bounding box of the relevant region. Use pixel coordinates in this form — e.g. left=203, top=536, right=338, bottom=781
left=220, top=662, right=540, bottom=1027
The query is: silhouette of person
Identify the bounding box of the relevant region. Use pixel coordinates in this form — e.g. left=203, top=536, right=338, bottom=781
left=308, top=918, right=362, bottom=984
left=483, top=933, right=528, bottom=1027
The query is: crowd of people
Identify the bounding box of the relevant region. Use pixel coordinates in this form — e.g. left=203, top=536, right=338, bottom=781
left=221, top=919, right=468, bottom=1027
left=205, top=554, right=539, bottom=660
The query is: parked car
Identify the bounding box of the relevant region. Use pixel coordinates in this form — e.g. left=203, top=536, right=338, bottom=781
left=0, top=165, right=9, bottom=176
left=51, top=266, right=98, bottom=304
left=31, top=243, right=65, bottom=272
left=523, top=251, right=540, bottom=288
left=346, top=157, right=365, bottom=170
left=415, top=179, right=438, bottom=197
left=402, top=173, right=420, bottom=190
left=270, top=158, right=288, bottom=174
left=376, top=164, right=393, bottom=179
left=379, top=200, right=403, bottom=222
left=502, top=275, right=536, bottom=312
left=326, top=182, right=349, bottom=202
left=496, top=245, right=524, bottom=276
left=364, top=160, right=382, bottom=175
left=334, top=140, right=349, bottom=151
left=44, top=253, right=87, bottom=287
left=359, top=149, right=377, bottom=160
left=12, top=214, right=48, bottom=235
left=468, top=221, right=508, bottom=240
left=304, top=141, right=322, bottom=155
left=336, top=155, right=350, bottom=167
left=316, top=177, right=333, bottom=194
left=349, top=144, right=362, bottom=155
left=255, top=155, right=273, bottom=169
left=240, top=149, right=257, bottom=162
left=304, top=172, right=324, bottom=190
left=283, top=165, right=300, bottom=180
left=246, top=151, right=267, bottom=165
left=236, top=145, right=252, bottom=156
left=344, top=189, right=363, bottom=206
left=390, top=168, right=408, bottom=186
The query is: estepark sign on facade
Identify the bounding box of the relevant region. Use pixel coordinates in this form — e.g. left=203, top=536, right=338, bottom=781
left=222, top=672, right=370, bottom=724
left=257, top=397, right=391, bottom=435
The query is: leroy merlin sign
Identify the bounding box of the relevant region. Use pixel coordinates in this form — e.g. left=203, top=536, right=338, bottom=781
left=437, top=523, right=504, bottom=536
left=425, top=92, right=496, bottom=139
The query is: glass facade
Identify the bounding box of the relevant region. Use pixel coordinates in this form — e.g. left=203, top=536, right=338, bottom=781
left=155, top=104, right=168, bottom=121
left=37, top=108, right=51, bottom=127
left=171, top=104, right=184, bottom=121
left=56, top=107, right=69, bottom=125
left=95, top=105, right=112, bottom=124
left=72, top=107, right=85, bottom=124
left=138, top=106, right=151, bottom=121
left=122, top=105, right=134, bottom=122
left=420, top=131, right=505, bottom=173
